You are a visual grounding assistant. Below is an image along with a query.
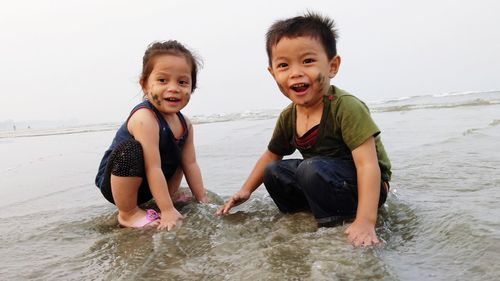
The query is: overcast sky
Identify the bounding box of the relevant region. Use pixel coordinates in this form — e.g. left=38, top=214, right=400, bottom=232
left=1, top=0, right=499, bottom=124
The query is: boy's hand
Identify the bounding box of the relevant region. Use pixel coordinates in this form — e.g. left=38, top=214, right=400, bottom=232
left=158, top=208, right=184, bottom=231
left=344, top=218, right=380, bottom=247
left=216, top=190, right=251, bottom=215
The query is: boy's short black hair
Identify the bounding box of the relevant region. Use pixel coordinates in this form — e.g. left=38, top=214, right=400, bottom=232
left=265, top=11, right=338, bottom=66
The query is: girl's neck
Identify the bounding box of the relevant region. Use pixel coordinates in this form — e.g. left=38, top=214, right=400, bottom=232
left=161, top=111, right=179, bottom=125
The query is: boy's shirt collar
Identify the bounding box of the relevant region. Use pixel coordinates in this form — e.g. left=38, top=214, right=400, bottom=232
left=325, top=85, right=336, bottom=101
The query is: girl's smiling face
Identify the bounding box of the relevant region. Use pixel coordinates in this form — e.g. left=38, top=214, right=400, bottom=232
left=268, top=36, right=340, bottom=108
left=142, top=54, right=193, bottom=116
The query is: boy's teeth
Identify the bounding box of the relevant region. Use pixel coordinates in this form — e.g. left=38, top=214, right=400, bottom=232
left=291, top=83, right=309, bottom=91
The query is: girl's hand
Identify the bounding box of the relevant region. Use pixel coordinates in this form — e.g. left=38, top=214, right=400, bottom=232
left=157, top=208, right=184, bottom=231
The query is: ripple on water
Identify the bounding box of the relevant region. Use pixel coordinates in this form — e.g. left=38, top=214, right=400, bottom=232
left=3, top=186, right=497, bottom=280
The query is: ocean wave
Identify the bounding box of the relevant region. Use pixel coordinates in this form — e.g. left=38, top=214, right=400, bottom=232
left=0, top=123, right=120, bottom=139
left=460, top=118, right=500, bottom=136
left=190, top=109, right=280, bottom=124
left=2, top=91, right=497, bottom=138
left=0, top=111, right=281, bottom=139
left=370, top=90, right=500, bottom=113
left=490, top=119, right=500, bottom=127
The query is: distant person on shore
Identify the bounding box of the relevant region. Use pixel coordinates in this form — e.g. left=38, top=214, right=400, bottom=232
left=95, top=40, right=208, bottom=230
left=217, top=12, right=392, bottom=246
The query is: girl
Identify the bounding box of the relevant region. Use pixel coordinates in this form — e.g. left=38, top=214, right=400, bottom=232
left=95, top=40, right=208, bottom=230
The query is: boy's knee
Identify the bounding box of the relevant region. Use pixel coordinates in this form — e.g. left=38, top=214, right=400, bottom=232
left=263, top=160, right=280, bottom=183
left=296, top=157, right=351, bottom=191
left=296, top=157, right=322, bottom=184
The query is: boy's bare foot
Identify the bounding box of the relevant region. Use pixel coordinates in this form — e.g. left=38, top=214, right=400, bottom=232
left=117, top=208, right=160, bottom=228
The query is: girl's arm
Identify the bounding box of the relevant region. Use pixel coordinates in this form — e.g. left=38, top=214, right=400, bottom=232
left=128, top=108, right=183, bottom=230
left=345, top=136, right=381, bottom=246
left=180, top=118, right=208, bottom=203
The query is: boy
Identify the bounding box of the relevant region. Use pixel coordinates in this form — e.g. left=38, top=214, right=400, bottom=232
left=217, top=12, right=391, bottom=247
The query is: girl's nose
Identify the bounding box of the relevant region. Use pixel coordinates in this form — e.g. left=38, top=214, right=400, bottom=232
left=167, top=82, right=180, bottom=93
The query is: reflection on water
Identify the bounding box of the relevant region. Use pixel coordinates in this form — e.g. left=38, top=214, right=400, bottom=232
left=1, top=189, right=422, bottom=281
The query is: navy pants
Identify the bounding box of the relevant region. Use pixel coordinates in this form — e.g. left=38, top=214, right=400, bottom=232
left=263, top=157, right=388, bottom=226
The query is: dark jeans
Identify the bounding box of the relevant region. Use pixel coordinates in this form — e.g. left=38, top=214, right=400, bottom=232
left=263, top=157, right=387, bottom=225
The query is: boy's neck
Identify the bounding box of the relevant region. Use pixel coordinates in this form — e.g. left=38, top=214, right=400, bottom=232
left=296, top=95, right=324, bottom=116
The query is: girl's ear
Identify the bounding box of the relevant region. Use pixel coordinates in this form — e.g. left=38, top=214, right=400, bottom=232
left=140, top=78, right=148, bottom=94
left=328, top=55, right=341, bottom=78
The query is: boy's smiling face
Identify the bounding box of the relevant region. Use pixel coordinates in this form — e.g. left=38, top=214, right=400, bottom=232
left=268, top=36, right=340, bottom=108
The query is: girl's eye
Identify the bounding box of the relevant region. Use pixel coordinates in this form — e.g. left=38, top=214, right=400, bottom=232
left=179, top=80, right=190, bottom=86
left=158, top=78, right=166, bottom=83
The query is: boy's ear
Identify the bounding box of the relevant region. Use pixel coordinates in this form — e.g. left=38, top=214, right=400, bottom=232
left=328, top=55, right=341, bottom=78
left=267, top=66, right=275, bottom=79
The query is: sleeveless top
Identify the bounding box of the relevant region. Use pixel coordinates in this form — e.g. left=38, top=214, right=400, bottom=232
left=95, top=100, right=188, bottom=188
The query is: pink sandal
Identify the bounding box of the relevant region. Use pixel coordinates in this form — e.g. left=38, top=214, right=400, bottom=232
left=126, top=209, right=160, bottom=228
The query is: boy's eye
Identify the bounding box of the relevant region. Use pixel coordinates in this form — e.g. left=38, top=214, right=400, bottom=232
left=276, top=63, right=288, bottom=69
left=303, top=58, right=314, bottom=64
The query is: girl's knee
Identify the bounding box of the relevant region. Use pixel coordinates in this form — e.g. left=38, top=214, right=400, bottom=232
left=110, top=139, right=145, bottom=178
left=117, top=139, right=143, bottom=156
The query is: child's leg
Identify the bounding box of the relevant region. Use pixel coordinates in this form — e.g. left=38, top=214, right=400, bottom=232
left=263, top=159, right=310, bottom=212
left=295, top=156, right=387, bottom=226
left=167, top=167, right=183, bottom=198
left=101, top=139, right=158, bottom=227
left=296, top=157, right=356, bottom=224
left=111, top=175, right=151, bottom=226
left=168, top=167, right=193, bottom=203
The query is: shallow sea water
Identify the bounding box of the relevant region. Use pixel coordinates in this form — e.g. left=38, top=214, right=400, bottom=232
left=1, top=91, right=499, bottom=280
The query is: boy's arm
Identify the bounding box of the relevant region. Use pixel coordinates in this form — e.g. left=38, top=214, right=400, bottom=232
left=129, top=109, right=183, bottom=231
left=345, top=136, right=381, bottom=246
left=217, top=149, right=282, bottom=215
left=181, top=119, right=208, bottom=203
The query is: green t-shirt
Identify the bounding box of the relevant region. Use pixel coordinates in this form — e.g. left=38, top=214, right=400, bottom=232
left=268, top=85, right=392, bottom=182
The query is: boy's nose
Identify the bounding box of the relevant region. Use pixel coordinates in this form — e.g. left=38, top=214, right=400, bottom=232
left=289, top=66, right=304, bottom=78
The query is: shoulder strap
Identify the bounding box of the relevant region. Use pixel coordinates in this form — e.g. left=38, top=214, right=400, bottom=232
left=126, top=100, right=163, bottom=128
left=176, top=112, right=189, bottom=145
